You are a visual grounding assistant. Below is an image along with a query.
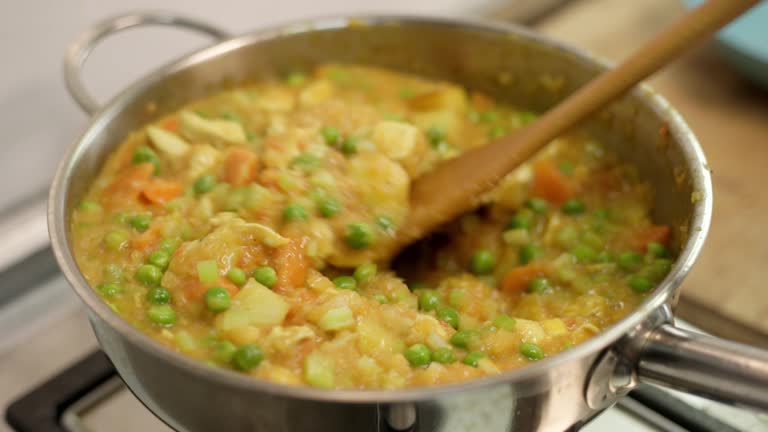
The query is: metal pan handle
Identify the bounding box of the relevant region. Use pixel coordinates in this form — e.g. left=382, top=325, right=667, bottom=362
left=637, top=323, right=768, bottom=409
left=64, top=12, right=230, bottom=115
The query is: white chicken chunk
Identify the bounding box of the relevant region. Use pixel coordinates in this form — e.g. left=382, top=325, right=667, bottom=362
left=179, top=111, right=247, bottom=144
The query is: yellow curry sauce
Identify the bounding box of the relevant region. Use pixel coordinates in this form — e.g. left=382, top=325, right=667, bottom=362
left=71, top=64, right=672, bottom=389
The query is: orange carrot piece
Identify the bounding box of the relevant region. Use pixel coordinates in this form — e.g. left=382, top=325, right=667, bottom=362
left=222, top=147, right=259, bottom=186
left=131, top=225, right=162, bottom=253
left=141, top=179, right=183, bottom=204
left=104, top=162, right=154, bottom=204
left=530, top=160, right=572, bottom=205
left=162, top=117, right=179, bottom=132
left=184, top=278, right=239, bottom=302
left=273, top=238, right=310, bottom=294
left=500, top=263, right=548, bottom=294
left=634, top=225, right=671, bottom=251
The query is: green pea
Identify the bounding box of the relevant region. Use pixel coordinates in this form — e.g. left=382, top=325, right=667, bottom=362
left=376, top=215, right=395, bottom=232
left=147, top=250, right=171, bottom=270
left=489, top=126, right=506, bottom=139
left=646, top=259, right=672, bottom=281
left=467, top=110, right=481, bottom=123
left=136, top=264, right=163, bottom=286
left=618, top=251, right=643, bottom=272
left=520, top=342, right=545, bottom=360
left=519, top=111, right=537, bottom=124
left=353, top=263, right=377, bottom=283
left=450, top=330, right=479, bottom=349
left=321, top=126, right=340, bottom=145
left=333, top=276, right=357, bottom=290
left=519, top=244, right=541, bottom=265
left=227, top=267, right=247, bottom=286
left=571, top=244, right=597, bottom=263
left=232, top=344, right=264, bottom=371
left=408, top=281, right=428, bottom=292
left=432, top=348, right=456, bottom=364
left=528, top=277, right=551, bottom=294
left=211, top=340, right=237, bottom=363
left=479, top=110, right=499, bottom=123
left=221, top=111, right=241, bottom=123
left=318, top=198, right=342, bottom=218
left=373, top=294, right=389, bottom=304
left=426, top=125, right=445, bottom=147
left=436, top=308, right=460, bottom=329
left=345, top=222, right=374, bottom=249
left=593, top=208, right=609, bottom=220
left=628, top=275, right=654, bottom=292
left=340, top=136, right=358, bottom=155
left=283, top=203, right=308, bottom=222
left=79, top=201, right=101, bottom=211
left=291, top=153, right=322, bottom=169
left=96, top=283, right=122, bottom=298
left=404, top=344, right=431, bottom=367
left=506, top=214, right=531, bottom=230
left=470, top=250, right=496, bottom=274
left=562, top=199, right=586, bottom=215
left=205, top=287, right=231, bottom=312
left=493, top=314, right=516, bottom=331
left=132, top=146, right=160, bottom=172
left=526, top=198, right=549, bottom=214
left=129, top=214, right=152, bottom=232
left=147, top=304, right=176, bottom=325
left=253, top=266, right=277, bottom=288
left=104, top=230, right=128, bottom=251
left=558, top=161, right=574, bottom=175
left=399, top=87, right=414, bottom=99
left=286, top=72, right=306, bottom=86
left=146, top=287, right=171, bottom=305
left=647, top=242, right=668, bottom=258
left=193, top=175, right=217, bottom=194
left=158, top=239, right=177, bottom=254
left=418, top=290, right=441, bottom=311
left=463, top=351, right=486, bottom=367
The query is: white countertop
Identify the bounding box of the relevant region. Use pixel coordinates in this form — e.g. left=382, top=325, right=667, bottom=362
left=0, top=0, right=559, bottom=212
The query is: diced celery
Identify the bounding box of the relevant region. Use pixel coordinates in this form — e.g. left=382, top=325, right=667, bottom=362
left=318, top=306, right=356, bottom=331
left=304, top=353, right=334, bottom=388
left=197, top=260, right=219, bottom=284
left=175, top=330, right=197, bottom=352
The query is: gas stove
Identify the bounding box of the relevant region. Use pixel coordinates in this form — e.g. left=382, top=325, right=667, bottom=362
left=2, top=0, right=768, bottom=431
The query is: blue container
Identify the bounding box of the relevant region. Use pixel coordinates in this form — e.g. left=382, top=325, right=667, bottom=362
left=683, top=0, right=768, bottom=89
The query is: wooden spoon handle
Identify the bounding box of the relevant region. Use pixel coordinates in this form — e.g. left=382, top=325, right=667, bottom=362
left=402, top=0, right=758, bottom=245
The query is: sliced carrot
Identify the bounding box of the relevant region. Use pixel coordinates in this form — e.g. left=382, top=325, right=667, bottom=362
left=162, top=117, right=179, bottom=132
left=500, top=263, right=548, bottom=294
left=469, top=91, right=494, bottom=109
left=185, top=278, right=239, bottom=302
left=141, top=179, right=183, bottom=205
left=633, top=225, right=671, bottom=251
left=273, top=237, right=310, bottom=294
left=222, top=147, right=259, bottom=186
left=530, top=160, right=572, bottom=205
left=131, top=225, right=162, bottom=253
left=103, top=162, right=154, bottom=205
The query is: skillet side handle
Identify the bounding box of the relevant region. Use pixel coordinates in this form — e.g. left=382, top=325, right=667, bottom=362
left=637, top=323, right=768, bottom=410
left=64, top=13, right=231, bottom=115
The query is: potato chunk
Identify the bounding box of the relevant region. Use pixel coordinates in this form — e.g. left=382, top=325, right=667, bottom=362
left=371, top=121, right=419, bottom=160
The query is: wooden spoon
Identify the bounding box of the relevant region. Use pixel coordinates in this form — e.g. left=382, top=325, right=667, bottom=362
left=393, top=0, right=758, bottom=254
